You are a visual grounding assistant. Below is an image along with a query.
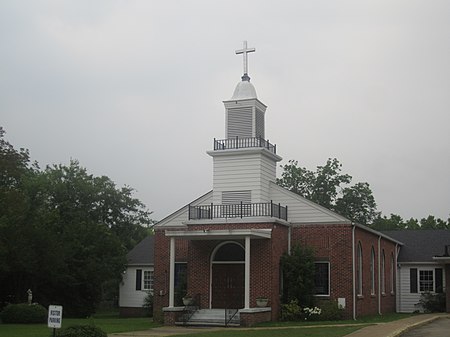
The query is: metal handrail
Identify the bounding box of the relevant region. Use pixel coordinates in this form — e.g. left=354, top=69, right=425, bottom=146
left=213, top=136, right=276, bottom=154
left=188, top=201, right=288, bottom=221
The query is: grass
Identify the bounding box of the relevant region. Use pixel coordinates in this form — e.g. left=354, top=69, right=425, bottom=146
left=0, top=312, right=159, bottom=337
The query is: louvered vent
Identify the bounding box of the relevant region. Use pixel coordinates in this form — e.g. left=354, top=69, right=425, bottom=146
left=222, top=190, right=252, bottom=204
left=227, top=107, right=252, bottom=138
left=255, top=108, right=265, bottom=139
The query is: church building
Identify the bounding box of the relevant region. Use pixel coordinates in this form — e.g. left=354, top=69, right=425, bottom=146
left=153, top=42, right=401, bottom=326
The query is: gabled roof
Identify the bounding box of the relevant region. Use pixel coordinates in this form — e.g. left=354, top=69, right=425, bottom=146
left=382, top=230, right=450, bottom=263
left=126, top=235, right=155, bottom=266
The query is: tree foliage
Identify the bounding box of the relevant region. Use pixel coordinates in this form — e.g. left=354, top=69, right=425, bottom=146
left=0, top=127, right=153, bottom=316
left=371, top=213, right=449, bottom=231
left=277, top=158, right=377, bottom=225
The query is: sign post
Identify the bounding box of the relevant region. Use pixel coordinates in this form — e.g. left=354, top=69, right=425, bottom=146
left=48, top=305, right=63, bottom=337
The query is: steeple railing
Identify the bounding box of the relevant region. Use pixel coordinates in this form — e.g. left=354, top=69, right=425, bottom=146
left=213, top=136, right=276, bottom=154
left=188, top=201, right=287, bottom=221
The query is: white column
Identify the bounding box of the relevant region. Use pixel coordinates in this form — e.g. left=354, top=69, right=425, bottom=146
left=169, top=237, right=175, bottom=307
left=245, top=236, right=250, bottom=309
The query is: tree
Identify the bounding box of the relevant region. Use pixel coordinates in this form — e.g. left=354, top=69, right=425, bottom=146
left=277, top=158, right=377, bottom=225
left=280, top=244, right=315, bottom=306
left=0, top=127, right=153, bottom=316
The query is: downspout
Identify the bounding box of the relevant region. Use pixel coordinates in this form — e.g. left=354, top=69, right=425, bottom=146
left=352, top=223, right=356, bottom=320
left=378, top=235, right=381, bottom=315
left=395, top=243, right=400, bottom=312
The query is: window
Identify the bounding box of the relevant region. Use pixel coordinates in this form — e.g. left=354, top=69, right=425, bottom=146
left=370, top=247, right=376, bottom=295
left=419, top=270, right=433, bottom=292
left=356, top=243, right=363, bottom=296
left=136, top=269, right=154, bottom=291
left=143, top=270, right=154, bottom=291
left=381, top=250, right=385, bottom=294
left=314, top=262, right=330, bottom=296
left=390, top=253, right=395, bottom=294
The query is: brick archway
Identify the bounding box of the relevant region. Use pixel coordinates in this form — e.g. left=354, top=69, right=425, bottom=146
left=210, top=242, right=245, bottom=309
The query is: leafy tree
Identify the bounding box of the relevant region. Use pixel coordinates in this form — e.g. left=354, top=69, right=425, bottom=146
left=277, top=158, right=377, bottom=225
left=0, top=127, right=152, bottom=316
left=280, top=244, right=315, bottom=306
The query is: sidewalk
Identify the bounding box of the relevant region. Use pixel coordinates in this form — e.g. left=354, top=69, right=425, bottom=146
left=110, top=313, right=449, bottom=337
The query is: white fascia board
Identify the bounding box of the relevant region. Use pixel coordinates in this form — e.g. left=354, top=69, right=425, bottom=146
left=165, top=228, right=272, bottom=240
left=207, top=147, right=282, bottom=162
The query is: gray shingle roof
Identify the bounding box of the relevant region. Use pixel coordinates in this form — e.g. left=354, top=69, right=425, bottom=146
left=126, top=235, right=154, bottom=265
left=382, top=230, right=450, bottom=263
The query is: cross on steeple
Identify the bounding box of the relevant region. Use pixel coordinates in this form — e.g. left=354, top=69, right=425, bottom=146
left=235, top=41, right=255, bottom=81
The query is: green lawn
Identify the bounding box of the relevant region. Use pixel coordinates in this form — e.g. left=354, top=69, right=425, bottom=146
left=0, top=314, right=158, bottom=337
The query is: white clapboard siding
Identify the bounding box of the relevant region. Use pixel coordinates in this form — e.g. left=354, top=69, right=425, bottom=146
left=269, top=182, right=349, bottom=224
left=397, top=264, right=446, bottom=313
left=155, top=191, right=213, bottom=228
left=212, top=151, right=277, bottom=204
left=119, top=266, right=153, bottom=308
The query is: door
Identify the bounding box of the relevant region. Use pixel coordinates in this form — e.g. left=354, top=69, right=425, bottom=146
left=211, top=264, right=245, bottom=308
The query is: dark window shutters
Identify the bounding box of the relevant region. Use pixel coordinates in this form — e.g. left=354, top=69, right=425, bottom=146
left=136, top=269, right=142, bottom=290
left=435, top=268, right=443, bottom=293
left=410, top=268, right=418, bottom=293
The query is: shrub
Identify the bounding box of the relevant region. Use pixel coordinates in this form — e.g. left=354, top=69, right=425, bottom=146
left=0, top=303, right=47, bottom=324
left=55, top=325, right=107, bottom=337
left=418, top=292, right=446, bottom=313
left=315, top=300, right=344, bottom=321
left=281, top=299, right=302, bottom=321
left=143, top=291, right=153, bottom=317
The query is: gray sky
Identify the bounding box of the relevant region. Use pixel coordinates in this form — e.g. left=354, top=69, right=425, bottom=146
left=1, top=1, right=449, bottom=221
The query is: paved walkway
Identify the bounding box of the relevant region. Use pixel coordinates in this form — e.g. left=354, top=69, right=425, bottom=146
left=110, top=313, right=449, bottom=337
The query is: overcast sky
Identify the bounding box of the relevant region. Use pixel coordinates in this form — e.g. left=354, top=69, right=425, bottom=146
left=1, top=1, right=449, bottom=222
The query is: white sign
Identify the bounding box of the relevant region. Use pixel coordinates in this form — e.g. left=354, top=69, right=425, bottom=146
left=48, top=305, right=63, bottom=329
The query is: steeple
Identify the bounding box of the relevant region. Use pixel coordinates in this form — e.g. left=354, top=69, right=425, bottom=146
left=207, top=41, right=282, bottom=206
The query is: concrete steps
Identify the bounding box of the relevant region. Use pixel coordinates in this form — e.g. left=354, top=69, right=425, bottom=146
left=176, top=309, right=240, bottom=327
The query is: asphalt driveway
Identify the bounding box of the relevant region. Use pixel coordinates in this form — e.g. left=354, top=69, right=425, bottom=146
left=400, top=317, right=450, bottom=337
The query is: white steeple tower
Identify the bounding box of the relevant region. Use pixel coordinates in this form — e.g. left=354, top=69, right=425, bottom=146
left=208, top=41, right=282, bottom=206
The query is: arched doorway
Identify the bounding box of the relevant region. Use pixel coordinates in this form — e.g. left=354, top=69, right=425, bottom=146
left=211, top=242, right=245, bottom=309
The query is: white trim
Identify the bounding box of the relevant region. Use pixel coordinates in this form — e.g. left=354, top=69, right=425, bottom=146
left=169, top=238, right=175, bottom=308
left=165, top=229, right=272, bottom=240
left=245, top=236, right=250, bottom=309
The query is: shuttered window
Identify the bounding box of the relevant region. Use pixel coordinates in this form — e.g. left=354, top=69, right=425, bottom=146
left=435, top=268, right=443, bottom=293
left=410, top=268, right=418, bottom=293
left=227, top=107, right=252, bottom=138
left=255, top=108, right=265, bottom=139
left=136, top=269, right=142, bottom=291
left=222, top=190, right=251, bottom=204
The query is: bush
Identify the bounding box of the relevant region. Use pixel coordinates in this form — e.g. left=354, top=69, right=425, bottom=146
left=55, top=325, right=107, bottom=337
left=281, top=299, right=302, bottom=321
left=418, top=292, right=446, bottom=313
left=143, top=291, right=153, bottom=317
left=281, top=299, right=344, bottom=321
left=0, top=303, right=47, bottom=324
left=315, top=300, right=344, bottom=321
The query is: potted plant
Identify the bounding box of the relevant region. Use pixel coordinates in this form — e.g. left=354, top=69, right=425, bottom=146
left=182, top=295, right=193, bottom=306
left=256, top=297, right=269, bottom=307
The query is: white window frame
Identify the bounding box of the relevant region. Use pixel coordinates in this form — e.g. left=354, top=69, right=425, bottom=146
left=381, top=250, right=386, bottom=295
left=357, top=243, right=363, bottom=296
left=418, top=269, right=434, bottom=293
left=143, top=270, right=154, bottom=291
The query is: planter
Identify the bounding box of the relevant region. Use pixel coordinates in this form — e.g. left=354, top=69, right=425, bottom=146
left=256, top=298, right=268, bottom=307
left=182, top=297, right=193, bottom=306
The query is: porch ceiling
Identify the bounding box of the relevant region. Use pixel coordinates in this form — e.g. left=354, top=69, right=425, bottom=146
left=165, top=228, right=272, bottom=240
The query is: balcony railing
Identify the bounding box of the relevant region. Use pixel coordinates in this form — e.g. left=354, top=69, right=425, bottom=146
left=188, top=201, right=288, bottom=221
left=213, top=136, right=276, bottom=154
